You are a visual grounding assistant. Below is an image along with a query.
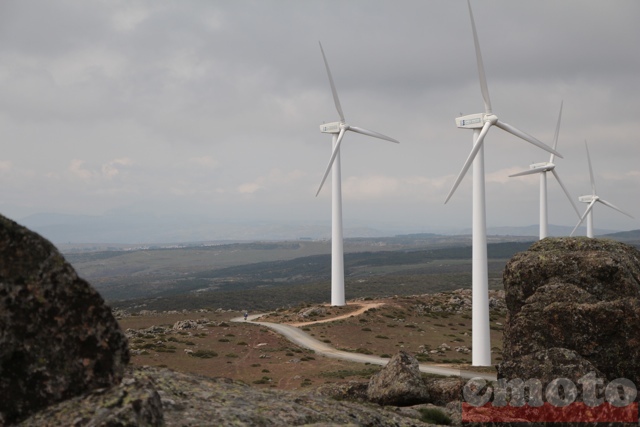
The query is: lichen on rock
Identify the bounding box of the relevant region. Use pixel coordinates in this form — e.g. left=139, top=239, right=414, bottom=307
left=0, top=214, right=129, bottom=424
left=498, top=237, right=640, bottom=385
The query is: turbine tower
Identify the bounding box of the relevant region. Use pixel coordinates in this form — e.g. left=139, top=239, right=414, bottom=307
left=571, top=141, right=633, bottom=238
left=509, top=101, right=581, bottom=239
left=316, top=41, right=399, bottom=306
left=445, top=1, right=562, bottom=366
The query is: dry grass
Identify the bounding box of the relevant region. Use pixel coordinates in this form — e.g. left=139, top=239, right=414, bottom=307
left=118, top=291, right=505, bottom=391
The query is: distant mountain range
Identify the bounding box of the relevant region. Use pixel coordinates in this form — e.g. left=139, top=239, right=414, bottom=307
left=14, top=212, right=629, bottom=245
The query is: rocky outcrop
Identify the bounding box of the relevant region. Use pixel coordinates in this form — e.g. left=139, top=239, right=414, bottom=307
left=498, top=237, right=640, bottom=384
left=298, top=306, right=327, bottom=319
left=23, top=366, right=430, bottom=426
left=367, top=350, right=430, bottom=406
left=412, top=288, right=505, bottom=315
left=0, top=215, right=129, bottom=424
left=19, top=369, right=163, bottom=426
left=424, top=377, right=464, bottom=407
left=172, top=319, right=207, bottom=330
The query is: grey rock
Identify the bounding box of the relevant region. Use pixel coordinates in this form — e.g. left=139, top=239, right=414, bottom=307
left=298, top=306, right=327, bottom=318
left=367, top=350, right=430, bottom=406
left=172, top=319, right=200, bottom=330
left=499, top=237, right=640, bottom=383
left=137, top=366, right=425, bottom=426
left=425, top=377, right=464, bottom=406
left=18, top=370, right=163, bottom=426
left=0, top=215, right=129, bottom=424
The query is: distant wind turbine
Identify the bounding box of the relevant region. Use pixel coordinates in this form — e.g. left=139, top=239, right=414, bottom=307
left=571, top=141, right=633, bottom=238
left=445, top=1, right=562, bottom=366
left=316, top=41, right=399, bottom=306
left=509, top=101, right=581, bottom=239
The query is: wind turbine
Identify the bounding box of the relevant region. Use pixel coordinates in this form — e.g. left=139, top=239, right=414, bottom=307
left=445, top=1, right=563, bottom=366
left=570, top=141, right=633, bottom=238
left=509, top=101, right=581, bottom=239
left=316, top=41, right=399, bottom=306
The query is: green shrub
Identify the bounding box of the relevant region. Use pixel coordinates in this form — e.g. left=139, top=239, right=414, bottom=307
left=192, top=350, right=218, bottom=359
left=419, top=408, right=451, bottom=425
left=253, top=376, right=271, bottom=385
left=416, top=354, right=434, bottom=362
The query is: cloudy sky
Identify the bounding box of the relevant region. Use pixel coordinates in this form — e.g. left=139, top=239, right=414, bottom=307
left=1, top=0, right=639, bottom=240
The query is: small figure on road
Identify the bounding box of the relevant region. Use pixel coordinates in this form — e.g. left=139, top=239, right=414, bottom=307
left=243, top=311, right=248, bottom=321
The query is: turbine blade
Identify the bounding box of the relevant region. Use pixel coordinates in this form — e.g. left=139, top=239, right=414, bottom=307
left=319, top=41, right=345, bottom=122
left=509, top=168, right=544, bottom=178
left=445, top=121, right=492, bottom=203
left=550, top=100, right=563, bottom=163
left=467, top=0, right=492, bottom=114
left=315, top=128, right=346, bottom=197
left=495, top=120, right=563, bottom=159
left=348, top=126, right=400, bottom=144
left=551, top=169, right=581, bottom=217
left=570, top=200, right=596, bottom=236
left=584, top=140, right=596, bottom=195
left=598, top=199, right=635, bottom=219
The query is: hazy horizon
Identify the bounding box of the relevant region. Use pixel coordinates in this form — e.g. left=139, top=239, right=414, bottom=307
left=12, top=210, right=630, bottom=245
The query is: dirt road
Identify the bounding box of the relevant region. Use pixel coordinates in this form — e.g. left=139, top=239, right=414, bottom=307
left=287, top=302, right=385, bottom=327
left=232, top=311, right=496, bottom=381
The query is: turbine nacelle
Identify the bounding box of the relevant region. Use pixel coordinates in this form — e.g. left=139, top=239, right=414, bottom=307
left=455, top=113, right=497, bottom=129
left=320, top=121, right=344, bottom=134
left=529, top=161, right=555, bottom=172
left=579, top=195, right=598, bottom=203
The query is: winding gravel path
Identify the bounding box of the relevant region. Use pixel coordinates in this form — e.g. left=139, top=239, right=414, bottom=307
left=232, top=312, right=496, bottom=381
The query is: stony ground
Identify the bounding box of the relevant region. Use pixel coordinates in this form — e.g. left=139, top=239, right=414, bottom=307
left=117, top=289, right=505, bottom=391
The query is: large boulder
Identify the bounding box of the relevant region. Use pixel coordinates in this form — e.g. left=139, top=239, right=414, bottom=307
left=498, top=237, right=640, bottom=384
left=0, top=215, right=129, bottom=424
left=367, top=350, right=429, bottom=406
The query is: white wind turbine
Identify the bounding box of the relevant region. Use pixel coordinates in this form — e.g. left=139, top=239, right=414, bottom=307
left=445, top=1, right=563, bottom=366
left=509, top=101, right=581, bottom=239
left=571, top=141, right=633, bottom=238
left=316, top=41, right=399, bottom=307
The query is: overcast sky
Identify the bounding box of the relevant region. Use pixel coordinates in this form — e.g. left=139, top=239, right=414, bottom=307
left=1, top=0, right=639, bottom=239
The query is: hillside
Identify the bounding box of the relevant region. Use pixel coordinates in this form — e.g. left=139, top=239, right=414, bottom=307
left=101, top=241, right=532, bottom=312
